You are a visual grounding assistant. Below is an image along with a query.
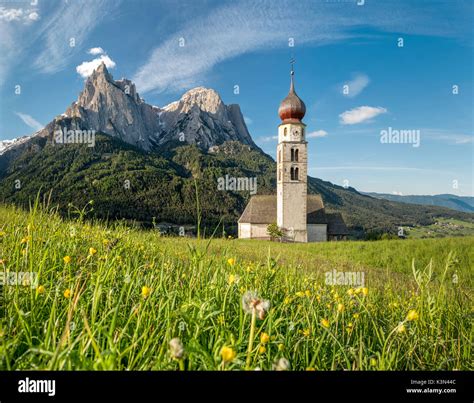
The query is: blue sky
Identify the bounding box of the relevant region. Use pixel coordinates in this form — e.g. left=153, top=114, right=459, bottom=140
left=0, top=0, right=472, bottom=196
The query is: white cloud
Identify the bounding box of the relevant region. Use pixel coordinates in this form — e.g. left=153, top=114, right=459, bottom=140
left=244, top=116, right=253, bottom=125
left=421, top=129, right=473, bottom=145
left=133, top=0, right=472, bottom=94
left=0, top=7, right=39, bottom=23
left=76, top=54, right=116, bottom=78
left=33, top=0, right=115, bottom=74
left=392, top=191, right=403, bottom=196
left=15, top=112, right=43, bottom=131
left=307, top=130, right=328, bottom=138
left=88, top=47, right=104, bottom=55
left=341, top=73, right=369, bottom=98
left=339, top=106, right=387, bottom=125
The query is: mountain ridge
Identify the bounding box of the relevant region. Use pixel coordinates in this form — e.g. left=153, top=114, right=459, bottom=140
left=1, top=64, right=472, bottom=238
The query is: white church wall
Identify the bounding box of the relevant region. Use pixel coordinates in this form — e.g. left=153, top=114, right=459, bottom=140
left=251, top=224, right=269, bottom=239
left=238, top=223, right=251, bottom=239
left=307, top=224, right=327, bottom=242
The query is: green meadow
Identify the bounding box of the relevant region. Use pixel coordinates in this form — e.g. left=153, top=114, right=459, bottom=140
left=0, top=203, right=472, bottom=370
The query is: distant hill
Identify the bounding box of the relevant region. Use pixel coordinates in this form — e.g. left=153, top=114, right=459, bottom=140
left=363, top=192, right=474, bottom=213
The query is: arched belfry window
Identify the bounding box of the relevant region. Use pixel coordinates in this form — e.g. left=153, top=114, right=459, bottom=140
left=284, top=127, right=287, bottom=136
left=294, top=167, right=299, bottom=180
left=301, top=128, right=305, bottom=138
left=290, top=148, right=295, bottom=162
left=290, top=167, right=294, bottom=181
left=295, top=149, right=299, bottom=162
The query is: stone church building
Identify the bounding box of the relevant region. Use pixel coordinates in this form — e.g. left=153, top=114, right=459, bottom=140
left=238, top=66, right=348, bottom=242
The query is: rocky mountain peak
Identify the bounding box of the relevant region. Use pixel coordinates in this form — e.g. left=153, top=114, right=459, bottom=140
left=7, top=64, right=258, bottom=153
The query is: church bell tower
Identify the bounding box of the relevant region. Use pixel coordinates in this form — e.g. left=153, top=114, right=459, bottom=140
left=276, top=61, right=307, bottom=242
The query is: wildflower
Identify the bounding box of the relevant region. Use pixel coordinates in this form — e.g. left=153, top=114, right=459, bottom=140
left=337, top=303, right=345, bottom=312
left=0, top=231, right=6, bottom=237
left=278, top=343, right=284, bottom=351
left=320, top=318, right=330, bottom=328
left=301, top=328, right=310, bottom=337
left=141, top=286, right=151, bottom=299
left=169, top=338, right=184, bottom=360
left=63, top=289, right=72, bottom=299
left=260, top=332, right=270, bottom=344
left=221, top=346, right=236, bottom=363
left=347, top=288, right=354, bottom=296
left=102, top=239, right=110, bottom=247
left=242, top=291, right=271, bottom=320
left=20, top=237, right=28, bottom=244
left=406, top=309, right=419, bottom=321
left=258, top=345, right=266, bottom=354
left=36, top=285, right=45, bottom=295
left=396, top=323, right=406, bottom=333
left=227, top=258, right=236, bottom=266
left=353, top=313, right=360, bottom=319
left=284, top=296, right=292, bottom=305
left=305, top=290, right=311, bottom=297
left=228, top=274, right=237, bottom=285
left=361, top=287, right=369, bottom=296
left=273, top=357, right=290, bottom=371
left=89, top=247, right=97, bottom=256
left=370, top=358, right=377, bottom=367
left=295, top=291, right=305, bottom=298
left=63, top=255, right=71, bottom=264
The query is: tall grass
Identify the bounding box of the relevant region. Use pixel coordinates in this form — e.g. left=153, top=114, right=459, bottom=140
left=0, top=204, right=472, bottom=370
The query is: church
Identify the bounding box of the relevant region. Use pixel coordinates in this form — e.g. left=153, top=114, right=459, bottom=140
left=238, top=65, right=348, bottom=242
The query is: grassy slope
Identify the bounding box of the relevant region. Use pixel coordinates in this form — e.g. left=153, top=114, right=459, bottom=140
left=0, top=204, right=472, bottom=370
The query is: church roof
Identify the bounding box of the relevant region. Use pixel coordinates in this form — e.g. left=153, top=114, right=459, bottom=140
left=238, top=195, right=325, bottom=225
left=326, top=212, right=350, bottom=235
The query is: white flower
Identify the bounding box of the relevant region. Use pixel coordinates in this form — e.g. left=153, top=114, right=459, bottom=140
left=241, top=291, right=271, bottom=320
left=169, top=337, right=184, bottom=359
left=273, top=357, right=290, bottom=371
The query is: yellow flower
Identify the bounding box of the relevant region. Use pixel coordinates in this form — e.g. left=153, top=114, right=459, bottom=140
left=258, top=345, right=266, bottom=354
left=306, top=367, right=316, bottom=371
left=361, top=287, right=368, bottom=296
left=63, top=289, right=71, bottom=299
left=102, top=239, right=110, bottom=246
left=228, top=274, right=236, bottom=285
left=20, top=237, right=28, bottom=244
left=284, top=296, right=292, bottom=305
left=347, top=288, right=354, bottom=296
left=227, top=258, right=236, bottom=266
left=220, top=346, right=236, bottom=363
left=396, top=323, right=406, bottom=333
left=406, top=309, right=419, bottom=321
left=63, top=255, right=71, bottom=264
left=370, top=358, right=377, bottom=367
left=0, top=231, right=6, bottom=237
left=36, top=285, right=45, bottom=295
left=89, top=247, right=97, bottom=256
left=337, top=303, right=345, bottom=312
left=320, top=318, right=330, bottom=328
left=260, top=332, right=270, bottom=344
left=295, top=291, right=305, bottom=298
left=353, top=313, right=360, bottom=319
left=141, top=286, right=151, bottom=299
left=301, top=328, right=310, bottom=337
left=305, top=290, right=311, bottom=297
left=278, top=343, right=284, bottom=351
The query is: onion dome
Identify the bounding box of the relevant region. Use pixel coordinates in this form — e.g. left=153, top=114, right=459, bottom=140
left=278, top=68, right=306, bottom=123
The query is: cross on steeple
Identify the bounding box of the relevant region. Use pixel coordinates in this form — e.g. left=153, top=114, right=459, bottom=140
left=290, top=57, right=295, bottom=76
